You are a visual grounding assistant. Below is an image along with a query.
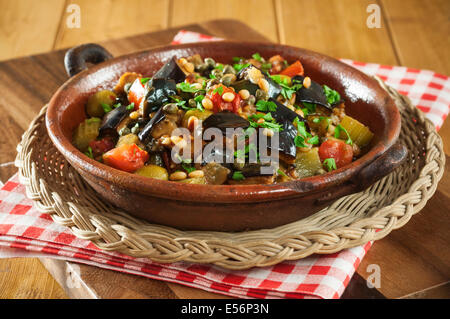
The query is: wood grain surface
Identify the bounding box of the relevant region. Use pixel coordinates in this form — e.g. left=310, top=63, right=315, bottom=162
left=0, top=0, right=449, bottom=299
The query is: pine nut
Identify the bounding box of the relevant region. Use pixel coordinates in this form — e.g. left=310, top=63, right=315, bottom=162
left=248, top=67, right=263, bottom=84
left=183, top=62, right=195, bottom=73
left=129, top=111, right=139, bottom=120
left=295, top=109, right=304, bottom=117
left=258, top=78, right=270, bottom=93
left=169, top=171, right=187, bottom=181
left=257, top=118, right=265, bottom=124
left=238, top=89, right=250, bottom=100
left=287, top=105, right=296, bottom=111
left=222, top=92, right=235, bottom=102
left=303, top=76, right=311, bottom=88
left=160, top=135, right=171, bottom=146
left=289, top=93, right=296, bottom=105
left=202, top=97, right=213, bottom=110
left=188, top=170, right=204, bottom=178
left=178, top=58, right=188, bottom=65
left=190, top=82, right=202, bottom=90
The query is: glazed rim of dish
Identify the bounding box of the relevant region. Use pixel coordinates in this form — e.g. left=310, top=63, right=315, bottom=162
left=46, top=41, right=401, bottom=204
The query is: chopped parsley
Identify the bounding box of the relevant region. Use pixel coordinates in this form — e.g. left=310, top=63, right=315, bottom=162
left=232, top=171, right=245, bottom=181
left=232, top=56, right=244, bottom=63
left=323, top=85, right=341, bottom=105
left=212, top=86, right=224, bottom=96
left=234, top=143, right=259, bottom=160
left=209, top=73, right=216, bottom=79
left=270, top=74, right=290, bottom=86
left=194, top=95, right=205, bottom=111
left=126, top=103, right=135, bottom=110
left=277, top=169, right=288, bottom=177
left=270, top=76, right=302, bottom=100
left=261, top=63, right=272, bottom=73
left=215, top=63, right=224, bottom=71
left=301, top=102, right=316, bottom=115
left=170, top=96, right=187, bottom=109
left=312, top=116, right=331, bottom=129
left=176, top=82, right=205, bottom=93
left=182, top=163, right=196, bottom=174
left=255, top=100, right=278, bottom=112
left=323, top=158, right=337, bottom=172
left=86, top=117, right=101, bottom=124
left=252, top=53, right=262, bottom=61
left=248, top=113, right=283, bottom=132
left=101, top=103, right=112, bottom=113
left=140, top=77, right=151, bottom=85
left=293, top=118, right=317, bottom=147
left=334, top=124, right=353, bottom=145
left=233, top=63, right=251, bottom=72
left=84, top=146, right=94, bottom=159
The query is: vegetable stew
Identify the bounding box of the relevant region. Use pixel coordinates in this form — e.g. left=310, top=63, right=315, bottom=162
left=72, top=53, right=374, bottom=185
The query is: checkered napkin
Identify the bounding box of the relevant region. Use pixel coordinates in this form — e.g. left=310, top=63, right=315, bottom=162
left=0, top=31, right=448, bottom=300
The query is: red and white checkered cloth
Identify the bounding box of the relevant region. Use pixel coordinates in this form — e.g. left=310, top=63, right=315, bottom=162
left=0, top=30, right=448, bottom=299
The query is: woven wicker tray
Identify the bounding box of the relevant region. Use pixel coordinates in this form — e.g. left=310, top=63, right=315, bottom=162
left=14, top=77, right=445, bottom=270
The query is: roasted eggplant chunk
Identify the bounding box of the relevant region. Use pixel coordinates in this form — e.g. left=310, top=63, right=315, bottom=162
left=203, top=112, right=250, bottom=132
left=153, top=56, right=187, bottom=82
left=270, top=119, right=298, bottom=159
left=99, top=105, right=131, bottom=137
left=269, top=98, right=307, bottom=125
left=138, top=108, right=166, bottom=143
left=265, top=76, right=282, bottom=99
left=144, top=78, right=177, bottom=116
left=293, top=75, right=331, bottom=109
left=231, top=79, right=259, bottom=96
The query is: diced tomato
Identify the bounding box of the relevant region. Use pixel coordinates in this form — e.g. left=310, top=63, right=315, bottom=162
left=127, top=78, right=146, bottom=111
left=280, top=60, right=304, bottom=77
left=102, top=143, right=149, bottom=173
left=207, top=84, right=241, bottom=113
left=318, top=139, right=353, bottom=168
left=89, top=137, right=115, bottom=157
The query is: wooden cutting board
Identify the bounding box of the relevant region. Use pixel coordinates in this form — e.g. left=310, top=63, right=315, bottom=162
left=0, top=19, right=448, bottom=299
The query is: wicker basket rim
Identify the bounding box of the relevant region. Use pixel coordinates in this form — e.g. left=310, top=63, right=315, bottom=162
left=14, top=77, right=445, bottom=270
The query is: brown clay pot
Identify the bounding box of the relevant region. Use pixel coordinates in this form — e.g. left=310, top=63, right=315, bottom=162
left=46, top=41, right=406, bottom=231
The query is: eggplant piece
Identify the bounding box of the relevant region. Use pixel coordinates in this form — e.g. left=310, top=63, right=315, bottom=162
left=236, top=65, right=281, bottom=99
left=268, top=98, right=308, bottom=129
left=138, top=108, right=166, bottom=143
left=99, top=105, right=131, bottom=137
left=231, top=79, right=259, bottom=96
left=265, top=75, right=282, bottom=99
left=202, top=144, right=235, bottom=167
left=292, top=75, right=331, bottom=109
left=152, top=56, right=187, bottom=82
left=144, top=78, right=177, bottom=116
left=203, top=112, right=250, bottom=132
left=269, top=119, right=298, bottom=159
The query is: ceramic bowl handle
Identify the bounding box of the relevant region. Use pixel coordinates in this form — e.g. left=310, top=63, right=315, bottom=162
left=64, top=43, right=113, bottom=77
left=353, top=142, right=408, bottom=189
left=315, top=143, right=408, bottom=205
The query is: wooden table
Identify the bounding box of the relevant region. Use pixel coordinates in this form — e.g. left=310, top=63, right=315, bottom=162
left=0, top=4, right=449, bottom=299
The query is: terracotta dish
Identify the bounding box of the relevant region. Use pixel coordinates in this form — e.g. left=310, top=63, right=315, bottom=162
left=46, top=42, right=406, bottom=231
